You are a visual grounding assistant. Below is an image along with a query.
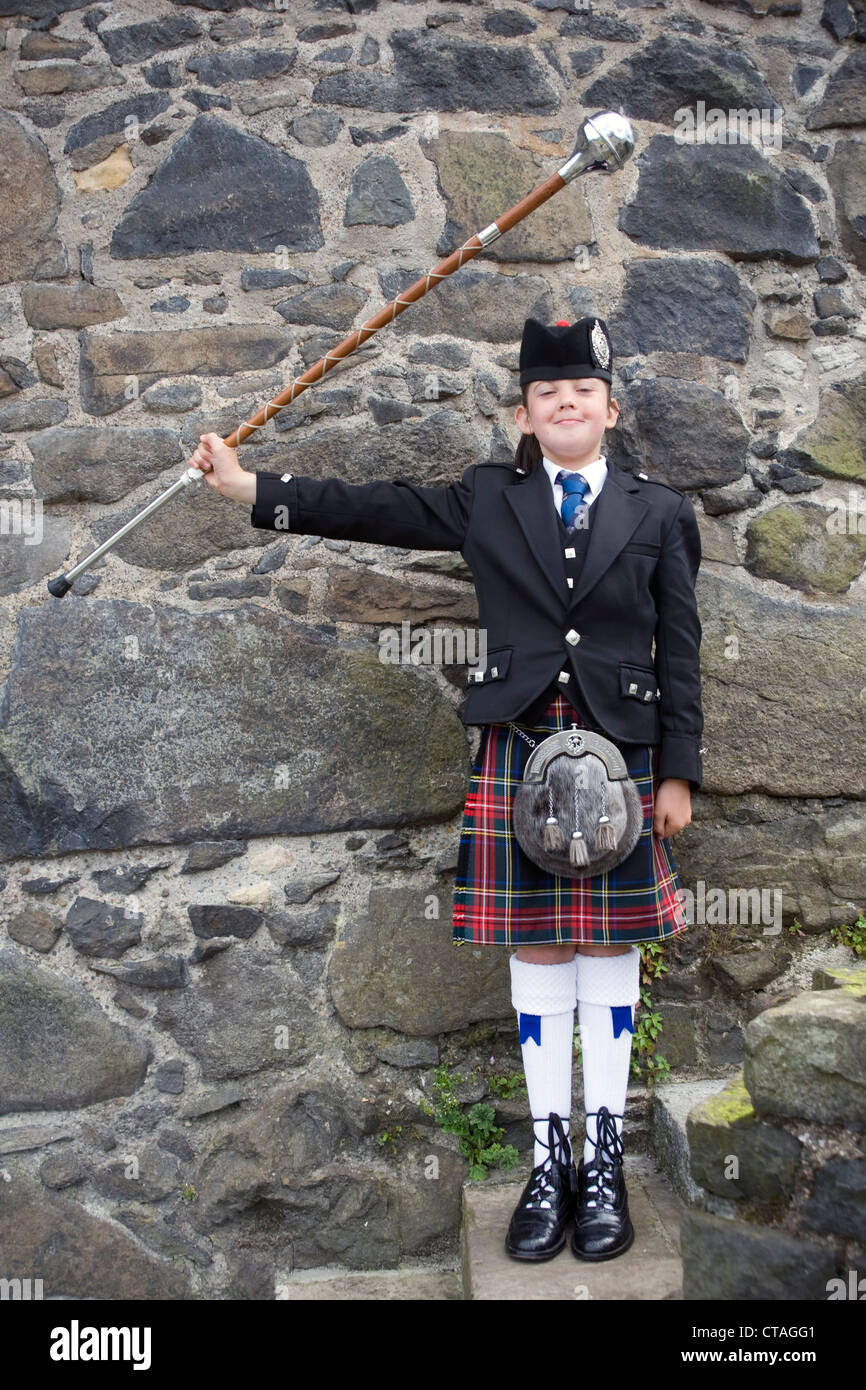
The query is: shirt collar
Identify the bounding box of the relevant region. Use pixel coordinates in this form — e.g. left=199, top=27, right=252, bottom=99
left=543, top=453, right=608, bottom=503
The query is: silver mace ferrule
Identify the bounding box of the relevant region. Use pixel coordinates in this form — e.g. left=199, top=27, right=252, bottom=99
left=557, top=110, right=635, bottom=183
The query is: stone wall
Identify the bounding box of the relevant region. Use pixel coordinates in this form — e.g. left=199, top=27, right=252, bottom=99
left=0, top=0, right=864, bottom=1297
left=679, top=962, right=866, bottom=1300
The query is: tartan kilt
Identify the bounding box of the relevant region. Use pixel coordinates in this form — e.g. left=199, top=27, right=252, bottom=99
left=452, top=692, right=688, bottom=947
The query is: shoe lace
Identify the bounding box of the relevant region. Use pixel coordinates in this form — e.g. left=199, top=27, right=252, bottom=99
left=583, top=1106, right=623, bottom=1212
left=523, top=1113, right=571, bottom=1211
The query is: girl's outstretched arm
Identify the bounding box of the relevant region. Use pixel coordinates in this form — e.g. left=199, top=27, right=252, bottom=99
left=189, top=433, right=475, bottom=553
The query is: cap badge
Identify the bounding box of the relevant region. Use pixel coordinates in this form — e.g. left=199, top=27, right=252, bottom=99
left=590, top=319, right=610, bottom=371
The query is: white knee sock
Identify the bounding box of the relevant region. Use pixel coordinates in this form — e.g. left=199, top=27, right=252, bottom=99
left=575, top=947, right=641, bottom=1166
left=509, top=953, right=578, bottom=1170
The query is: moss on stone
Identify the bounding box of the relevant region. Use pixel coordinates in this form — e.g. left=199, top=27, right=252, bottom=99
left=797, top=387, right=866, bottom=484
left=813, top=962, right=866, bottom=999
left=746, top=501, right=866, bottom=594
left=690, top=1072, right=755, bottom=1129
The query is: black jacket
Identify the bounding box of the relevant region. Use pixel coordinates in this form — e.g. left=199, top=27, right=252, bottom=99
left=250, top=458, right=705, bottom=791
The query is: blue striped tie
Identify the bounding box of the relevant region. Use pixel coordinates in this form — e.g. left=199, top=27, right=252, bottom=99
left=556, top=470, right=590, bottom=533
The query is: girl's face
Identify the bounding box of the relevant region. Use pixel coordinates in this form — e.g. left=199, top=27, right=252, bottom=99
left=514, top=377, right=619, bottom=468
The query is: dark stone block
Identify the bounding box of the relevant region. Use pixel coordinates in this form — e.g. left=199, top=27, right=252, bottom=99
left=185, top=46, right=297, bottom=87
left=99, top=14, right=203, bottom=65
left=609, top=257, right=755, bottom=363
left=803, top=1157, right=866, bottom=1241
left=681, top=1206, right=837, bottom=1300
left=619, top=136, right=820, bottom=265
left=111, top=115, right=323, bottom=259
left=583, top=33, right=777, bottom=123
left=313, top=28, right=559, bottom=114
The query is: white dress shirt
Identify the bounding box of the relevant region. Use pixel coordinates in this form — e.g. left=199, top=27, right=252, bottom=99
left=543, top=453, right=608, bottom=515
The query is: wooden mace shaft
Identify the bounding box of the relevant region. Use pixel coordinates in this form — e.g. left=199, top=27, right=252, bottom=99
left=222, top=170, right=565, bottom=450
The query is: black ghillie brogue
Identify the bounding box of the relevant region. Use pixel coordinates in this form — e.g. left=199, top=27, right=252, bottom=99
left=504, top=1112, right=577, bottom=1262
left=571, top=1105, right=635, bottom=1261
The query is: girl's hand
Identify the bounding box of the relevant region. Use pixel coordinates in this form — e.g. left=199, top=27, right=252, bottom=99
left=189, top=433, right=251, bottom=502
left=653, top=778, right=692, bottom=838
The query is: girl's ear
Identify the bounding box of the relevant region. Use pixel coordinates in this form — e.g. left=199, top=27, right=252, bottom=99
left=514, top=403, right=534, bottom=436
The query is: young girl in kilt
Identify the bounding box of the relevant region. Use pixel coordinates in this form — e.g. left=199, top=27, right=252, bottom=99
left=190, top=315, right=703, bottom=1268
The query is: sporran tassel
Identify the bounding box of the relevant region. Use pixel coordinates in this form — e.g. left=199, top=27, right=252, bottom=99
left=594, top=772, right=617, bottom=845
left=569, top=830, right=590, bottom=867
left=543, top=782, right=565, bottom=851
left=595, top=815, right=617, bottom=851
left=569, top=775, right=589, bottom=866
left=596, top=781, right=617, bottom=851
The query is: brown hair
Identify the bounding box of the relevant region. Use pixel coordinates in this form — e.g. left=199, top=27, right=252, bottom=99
left=514, top=379, right=612, bottom=476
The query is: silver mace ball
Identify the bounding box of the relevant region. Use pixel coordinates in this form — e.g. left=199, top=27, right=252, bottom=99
left=558, top=111, right=635, bottom=182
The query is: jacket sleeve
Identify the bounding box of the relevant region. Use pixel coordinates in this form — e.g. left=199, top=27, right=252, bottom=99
left=249, top=464, right=476, bottom=551
left=651, top=493, right=704, bottom=793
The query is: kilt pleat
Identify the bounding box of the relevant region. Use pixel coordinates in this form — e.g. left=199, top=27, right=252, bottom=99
left=452, top=692, right=688, bottom=947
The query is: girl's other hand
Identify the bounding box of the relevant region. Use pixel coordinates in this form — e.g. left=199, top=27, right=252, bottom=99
left=653, top=779, right=692, bottom=838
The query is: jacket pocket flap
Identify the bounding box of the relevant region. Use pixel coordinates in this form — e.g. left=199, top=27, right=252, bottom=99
left=467, top=646, right=513, bottom=686
left=619, top=663, right=660, bottom=702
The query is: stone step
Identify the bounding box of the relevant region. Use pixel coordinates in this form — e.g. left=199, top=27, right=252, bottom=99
left=276, top=1266, right=462, bottom=1299
left=277, top=1078, right=739, bottom=1300
left=461, top=1151, right=686, bottom=1300
left=649, top=1074, right=736, bottom=1205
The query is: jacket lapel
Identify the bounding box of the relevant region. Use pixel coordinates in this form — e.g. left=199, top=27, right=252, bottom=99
left=504, top=461, right=649, bottom=611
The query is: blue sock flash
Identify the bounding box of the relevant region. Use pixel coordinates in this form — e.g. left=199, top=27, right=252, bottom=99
left=518, top=1012, right=542, bottom=1046
left=610, top=1005, right=634, bottom=1039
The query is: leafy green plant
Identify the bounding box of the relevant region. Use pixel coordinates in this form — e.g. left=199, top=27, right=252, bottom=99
left=639, top=940, right=669, bottom=984
left=630, top=985, right=670, bottom=1083
left=180, top=1183, right=197, bottom=1203
left=486, top=1068, right=528, bottom=1100
left=377, top=1125, right=403, bottom=1157
left=631, top=944, right=671, bottom=1083
left=419, top=1064, right=520, bottom=1180
left=830, top=912, right=866, bottom=959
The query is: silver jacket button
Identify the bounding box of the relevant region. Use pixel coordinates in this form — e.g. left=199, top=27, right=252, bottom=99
left=565, top=629, right=580, bottom=645
left=628, top=682, right=638, bottom=694
left=280, top=473, right=293, bottom=482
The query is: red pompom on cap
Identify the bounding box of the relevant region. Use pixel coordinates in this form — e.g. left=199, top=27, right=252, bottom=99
left=555, top=319, right=570, bottom=326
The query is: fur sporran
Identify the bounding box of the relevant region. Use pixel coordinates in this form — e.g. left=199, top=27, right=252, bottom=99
left=510, top=723, right=644, bottom=879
